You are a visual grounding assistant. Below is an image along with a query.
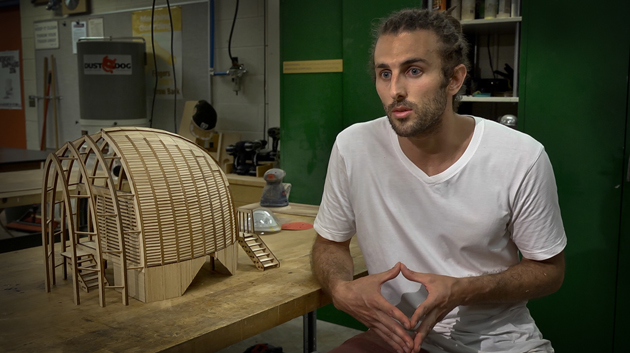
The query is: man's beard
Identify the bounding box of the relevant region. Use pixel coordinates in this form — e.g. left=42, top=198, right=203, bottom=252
left=385, top=86, right=448, bottom=138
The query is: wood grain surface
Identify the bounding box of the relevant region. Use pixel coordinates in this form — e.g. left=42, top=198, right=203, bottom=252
left=0, top=169, right=45, bottom=208
left=0, top=210, right=366, bottom=353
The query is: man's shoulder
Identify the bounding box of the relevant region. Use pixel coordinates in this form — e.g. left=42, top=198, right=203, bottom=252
left=478, top=117, right=544, bottom=155
left=340, top=116, right=388, bottom=133
left=472, top=117, right=547, bottom=174
left=337, top=116, right=389, bottom=143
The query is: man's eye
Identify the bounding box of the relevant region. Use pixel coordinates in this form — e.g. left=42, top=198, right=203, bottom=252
left=380, top=71, right=391, bottom=79
left=408, top=68, right=422, bottom=76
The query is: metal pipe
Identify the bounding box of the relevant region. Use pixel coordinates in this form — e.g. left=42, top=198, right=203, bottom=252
left=513, top=22, right=520, bottom=98
left=78, top=37, right=146, bottom=43
left=208, top=0, right=215, bottom=103
left=30, top=95, right=63, bottom=100
left=210, top=0, right=215, bottom=70
left=303, top=311, right=317, bottom=353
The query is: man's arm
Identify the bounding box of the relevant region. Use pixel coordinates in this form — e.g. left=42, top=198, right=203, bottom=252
left=461, top=251, right=565, bottom=304
left=312, top=234, right=415, bottom=353
left=311, top=234, right=354, bottom=295
left=403, top=251, right=565, bottom=352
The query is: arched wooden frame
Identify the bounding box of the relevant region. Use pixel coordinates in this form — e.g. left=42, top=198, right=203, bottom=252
left=43, top=127, right=240, bottom=306
left=42, top=135, right=137, bottom=307
left=42, top=142, right=107, bottom=306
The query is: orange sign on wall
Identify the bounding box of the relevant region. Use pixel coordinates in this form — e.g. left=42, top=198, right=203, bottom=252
left=0, top=6, right=26, bottom=149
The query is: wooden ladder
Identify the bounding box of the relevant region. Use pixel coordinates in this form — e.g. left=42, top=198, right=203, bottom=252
left=237, top=232, right=280, bottom=271
left=61, top=245, right=109, bottom=293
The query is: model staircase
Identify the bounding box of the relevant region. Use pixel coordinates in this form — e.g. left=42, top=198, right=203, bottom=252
left=238, top=232, right=280, bottom=271
left=60, top=245, right=109, bottom=293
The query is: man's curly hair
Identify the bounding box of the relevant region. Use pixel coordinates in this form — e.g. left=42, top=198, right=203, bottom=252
left=369, top=8, right=470, bottom=110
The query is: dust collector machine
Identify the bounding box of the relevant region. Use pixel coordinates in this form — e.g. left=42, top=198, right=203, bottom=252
left=77, top=38, right=148, bottom=134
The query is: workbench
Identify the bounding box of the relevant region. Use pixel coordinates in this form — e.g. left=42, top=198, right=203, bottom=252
left=0, top=147, right=50, bottom=173
left=226, top=174, right=267, bottom=209
left=0, top=169, right=43, bottom=209
left=0, top=205, right=367, bottom=352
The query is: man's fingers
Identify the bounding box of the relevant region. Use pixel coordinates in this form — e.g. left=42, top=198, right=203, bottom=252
left=369, top=306, right=416, bottom=352
left=371, top=322, right=413, bottom=353
left=374, top=309, right=415, bottom=349
left=376, top=297, right=412, bottom=329
left=413, top=308, right=441, bottom=351
left=410, top=301, right=428, bottom=327
left=378, top=262, right=403, bottom=283
left=401, top=263, right=424, bottom=282
left=372, top=327, right=408, bottom=353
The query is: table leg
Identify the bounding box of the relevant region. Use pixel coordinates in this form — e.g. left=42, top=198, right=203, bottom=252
left=303, top=310, right=317, bottom=353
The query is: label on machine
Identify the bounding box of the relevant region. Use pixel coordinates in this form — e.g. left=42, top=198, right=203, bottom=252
left=83, top=55, right=133, bottom=75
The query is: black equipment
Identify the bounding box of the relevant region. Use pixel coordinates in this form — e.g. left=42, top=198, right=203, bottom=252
left=257, top=127, right=280, bottom=162
left=225, top=127, right=281, bottom=176
left=226, top=140, right=267, bottom=176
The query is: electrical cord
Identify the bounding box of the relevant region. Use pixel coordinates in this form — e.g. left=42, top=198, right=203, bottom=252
left=228, top=0, right=240, bottom=63
left=150, top=0, right=158, bottom=128
left=166, top=0, right=177, bottom=132
left=148, top=1, right=177, bottom=132
left=263, top=0, right=266, bottom=140
left=487, top=34, right=496, bottom=79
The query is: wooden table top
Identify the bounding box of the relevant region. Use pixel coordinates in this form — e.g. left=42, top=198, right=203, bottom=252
left=0, top=208, right=366, bottom=352
left=225, top=174, right=266, bottom=187
left=0, top=169, right=44, bottom=208
left=0, top=147, right=50, bottom=165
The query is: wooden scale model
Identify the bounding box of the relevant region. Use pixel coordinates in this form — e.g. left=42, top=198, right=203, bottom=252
left=42, top=127, right=279, bottom=307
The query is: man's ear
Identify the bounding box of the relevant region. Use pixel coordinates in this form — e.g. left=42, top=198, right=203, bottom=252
left=448, top=64, right=467, bottom=95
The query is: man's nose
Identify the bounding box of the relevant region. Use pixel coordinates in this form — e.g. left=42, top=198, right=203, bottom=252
left=390, top=74, right=406, bottom=102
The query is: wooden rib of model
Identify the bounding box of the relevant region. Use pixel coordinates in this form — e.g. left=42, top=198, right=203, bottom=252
left=42, top=127, right=238, bottom=306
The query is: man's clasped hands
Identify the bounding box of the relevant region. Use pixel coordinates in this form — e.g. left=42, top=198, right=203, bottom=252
left=331, top=262, right=467, bottom=353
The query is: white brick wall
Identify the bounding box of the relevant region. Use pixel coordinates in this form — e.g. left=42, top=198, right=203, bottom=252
left=212, top=0, right=278, bottom=142
left=18, top=0, right=279, bottom=149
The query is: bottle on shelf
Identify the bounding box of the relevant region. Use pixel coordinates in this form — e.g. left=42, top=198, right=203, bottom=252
left=450, top=0, right=462, bottom=20
left=497, top=0, right=511, bottom=18
left=462, top=0, right=475, bottom=20
left=485, top=0, right=498, bottom=19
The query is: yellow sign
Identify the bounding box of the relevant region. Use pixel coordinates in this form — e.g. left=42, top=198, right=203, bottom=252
left=132, top=7, right=182, bottom=33
left=132, top=7, right=183, bottom=99
left=283, top=59, right=343, bottom=74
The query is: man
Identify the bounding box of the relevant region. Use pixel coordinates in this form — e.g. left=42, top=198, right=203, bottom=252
left=312, top=8, right=566, bottom=353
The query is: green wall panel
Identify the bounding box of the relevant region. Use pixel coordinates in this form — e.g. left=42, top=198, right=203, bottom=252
left=519, top=1, right=630, bottom=351
left=614, top=45, right=630, bottom=353
left=280, top=0, right=344, bottom=205
left=281, top=0, right=426, bottom=205
left=341, top=1, right=423, bottom=127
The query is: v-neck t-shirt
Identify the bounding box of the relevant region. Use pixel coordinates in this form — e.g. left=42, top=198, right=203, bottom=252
left=314, top=116, right=566, bottom=352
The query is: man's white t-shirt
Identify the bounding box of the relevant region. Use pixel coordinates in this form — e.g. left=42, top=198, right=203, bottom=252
left=314, top=116, right=567, bottom=353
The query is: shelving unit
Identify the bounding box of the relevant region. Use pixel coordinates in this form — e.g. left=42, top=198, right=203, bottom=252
left=461, top=16, right=522, bottom=29
left=461, top=96, right=519, bottom=103
left=458, top=9, right=522, bottom=122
